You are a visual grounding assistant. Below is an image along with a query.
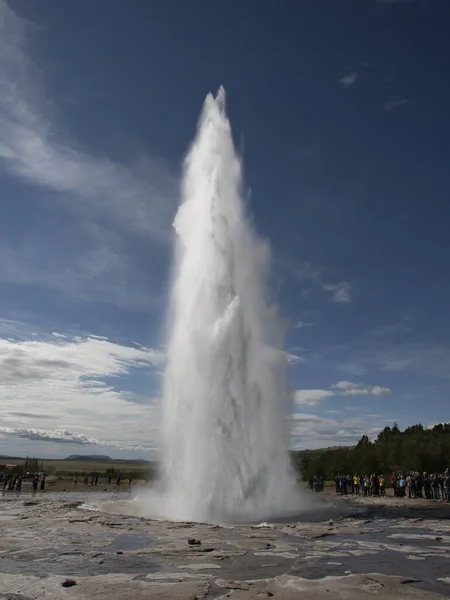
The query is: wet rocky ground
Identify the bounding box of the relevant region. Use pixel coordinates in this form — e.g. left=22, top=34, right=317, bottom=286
left=1, top=491, right=450, bottom=599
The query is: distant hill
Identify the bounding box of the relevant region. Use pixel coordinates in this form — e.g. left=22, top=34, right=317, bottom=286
left=64, top=454, right=112, bottom=461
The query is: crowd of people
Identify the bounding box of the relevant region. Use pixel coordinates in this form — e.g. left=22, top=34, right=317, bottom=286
left=77, top=473, right=131, bottom=487
left=308, top=475, right=324, bottom=492
left=0, top=470, right=133, bottom=493
left=333, top=474, right=386, bottom=496
left=1, top=472, right=46, bottom=492
left=328, top=470, right=450, bottom=501
left=391, top=470, right=450, bottom=500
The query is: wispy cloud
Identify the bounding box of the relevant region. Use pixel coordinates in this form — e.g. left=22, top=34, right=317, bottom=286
left=289, top=346, right=308, bottom=353
left=384, top=99, right=409, bottom=112
left=369, top=315, right=412, bottom=336
left=0, top=229, right=166, bottom=310
left=296, top=262, right=352, bottom=303
left=0, top=335, right=163, bottom=382
left=294, top=380, right=391, bottom=406
left=335, top=340, right=450, bottom=382
left=0, top=1, right=176, bottom=239
left=294, top=389, right=335, bottom=407
left=0, top=426, right=154, bottom=452
left=289, top=412, right=385, bottom=450
left=339, top=72, right=358, bottom=88
left=0, top=318, right=40, bottom=341
left=330, top=381, right=391, bottom=396
left=285, top=351, right=306, bottom=365
left=0, top=1, right=178, bottom=308
left=370, top=344, right=450, bottom=378
left=0, top=327, right=165, bottom=451
left=323, top=282, right=351, bottom=303
left=294, top=321, right=314, bottom=329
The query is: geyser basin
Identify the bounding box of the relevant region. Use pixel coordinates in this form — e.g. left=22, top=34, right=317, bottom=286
left=157, top=87, right=310, bottom=523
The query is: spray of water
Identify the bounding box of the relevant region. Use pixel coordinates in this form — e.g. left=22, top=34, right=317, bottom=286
left=159, top=87, right=305, bottom=523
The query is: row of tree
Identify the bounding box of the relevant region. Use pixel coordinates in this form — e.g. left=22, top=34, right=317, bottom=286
left=23, top=456, right=45, bottom=473
left=297, top=423, right=450, bottom=481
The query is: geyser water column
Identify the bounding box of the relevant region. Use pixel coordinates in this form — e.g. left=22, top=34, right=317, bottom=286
left=160, top=87, right=303, bottom=523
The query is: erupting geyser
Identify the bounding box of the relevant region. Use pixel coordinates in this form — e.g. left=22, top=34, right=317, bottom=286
left=160, top=87, right=304, bottom=522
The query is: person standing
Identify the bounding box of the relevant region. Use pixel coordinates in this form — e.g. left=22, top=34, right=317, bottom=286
left=444, top=470, right=450, bottom=503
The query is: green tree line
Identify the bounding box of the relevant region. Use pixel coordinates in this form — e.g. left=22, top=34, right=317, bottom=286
left=297, top=422, right=450, bottom=481
left=23, top=456, right=45, bottom=473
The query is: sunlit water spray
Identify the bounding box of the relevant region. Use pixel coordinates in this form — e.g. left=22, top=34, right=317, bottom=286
left=156, top=87, right=307, bottom=523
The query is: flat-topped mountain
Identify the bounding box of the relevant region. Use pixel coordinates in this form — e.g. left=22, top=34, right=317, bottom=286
left=64, top=454, right=112, bottom=461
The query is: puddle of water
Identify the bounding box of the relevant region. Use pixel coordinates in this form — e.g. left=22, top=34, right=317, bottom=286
left=100, top=534, right=154, bottom=552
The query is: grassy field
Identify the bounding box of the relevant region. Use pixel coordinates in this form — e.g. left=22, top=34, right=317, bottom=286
left=0, top=457, right=156, bottom=479
left=2, top=449, right=330, bottom=479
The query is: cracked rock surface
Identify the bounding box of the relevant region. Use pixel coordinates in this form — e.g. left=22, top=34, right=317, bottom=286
left=1, top=493, right=450, bottom=598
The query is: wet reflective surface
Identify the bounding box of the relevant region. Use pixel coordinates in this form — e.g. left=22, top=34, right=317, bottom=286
left=1, top=491, right=449, bottom=599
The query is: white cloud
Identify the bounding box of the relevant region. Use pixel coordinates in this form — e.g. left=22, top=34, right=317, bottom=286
left=294, top=321, right=314, bottom=329
left=345, top=385, right=391, bottom=397
left=323, top=282, right=351, bottom=303
left=366, top=427, right=384, bottom=440
left=330, top=380, right=355, bottom=391
left=330, top=381, right=391, bottom=396
left=295, top=262, right=351, bottom=303
left=289, top=412, right=384, bottom=450
left=285, top=352, right=306, bottom=365
left=0, top=1, right=177, bottom=307
left=339, top=72, right=358, bottom=88
left=291, top=412, right=323, bottom=422
left=0, top=318, right=39, bottom=340
left=294, top=389, right=335, bottom=406
left=294, top=380, right=391, bottom=407
left=268, top=347, right=306, bottom=366
left=0, top=1, right=176, bottom=240
left=0, top=426, right=153, bottom=453
left=0, top=335, right=163, bottom=380
left=0, top=331, right=165, bottom=453
left=0, top=326, right=395, bottom=456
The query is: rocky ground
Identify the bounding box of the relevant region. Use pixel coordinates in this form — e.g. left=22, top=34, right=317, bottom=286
left=1, top=491, right=450, bottom=599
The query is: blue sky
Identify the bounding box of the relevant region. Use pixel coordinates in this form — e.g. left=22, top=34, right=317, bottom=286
left=1, top=0, right=449, bottom=458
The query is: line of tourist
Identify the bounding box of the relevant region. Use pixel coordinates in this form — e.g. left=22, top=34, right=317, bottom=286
left=308, top=475, right=324, bottom=492
left=334, top=474, right=386, bottom=496
left=331, top=469, right=450, bottom=501
left=81, top=473, right=101, bottom=486
left=1, top=472, right=45, bottom=492
left=391, top=470, right=450, bottom=500
left=78, top=473, right=130, bottom=487
left=1, top=470, right=135, bottom=492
